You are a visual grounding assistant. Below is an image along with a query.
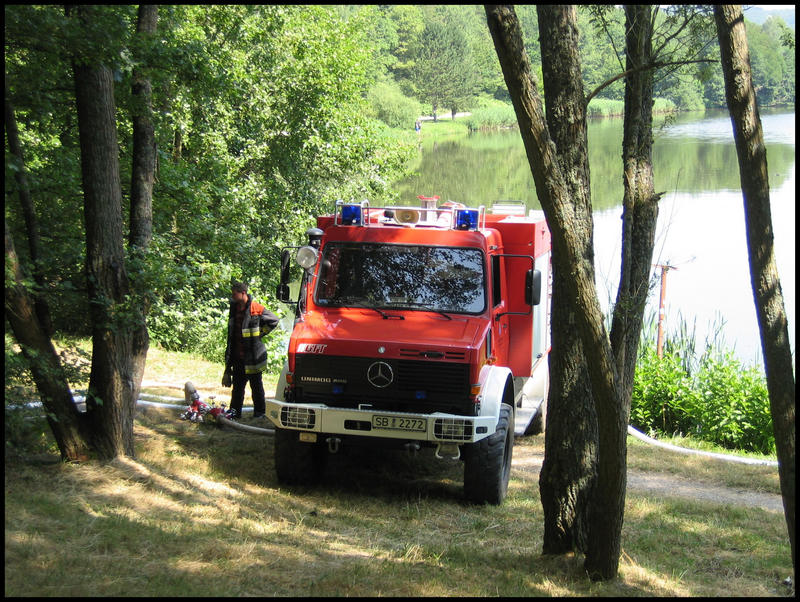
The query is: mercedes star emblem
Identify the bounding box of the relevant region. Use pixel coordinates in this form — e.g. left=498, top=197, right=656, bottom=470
left=367, top=361, right=394, bottom=388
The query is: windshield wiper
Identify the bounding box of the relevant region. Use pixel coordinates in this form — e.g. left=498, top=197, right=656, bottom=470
left=384, top=302, right=453, bottom=320
left=348, top=302, right=404, bottom=320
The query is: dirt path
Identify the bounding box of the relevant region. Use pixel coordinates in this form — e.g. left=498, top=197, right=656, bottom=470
left=511, top=446, right=784, bottom=513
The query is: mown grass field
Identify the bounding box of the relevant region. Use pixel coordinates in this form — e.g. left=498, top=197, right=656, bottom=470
left=4, top=343, right=793, bottom=596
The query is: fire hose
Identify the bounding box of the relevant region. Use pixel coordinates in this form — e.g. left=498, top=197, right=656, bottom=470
left=175, top=381, right=274, bottom=436
left=10, top=381, right=778, bottom=465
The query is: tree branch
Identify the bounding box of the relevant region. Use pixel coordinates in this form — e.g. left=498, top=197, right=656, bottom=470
left=585, top=58, right=715, bottom=105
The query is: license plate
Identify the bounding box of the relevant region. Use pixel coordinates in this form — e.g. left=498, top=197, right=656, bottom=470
left=371, top=415, right=426, bottom=432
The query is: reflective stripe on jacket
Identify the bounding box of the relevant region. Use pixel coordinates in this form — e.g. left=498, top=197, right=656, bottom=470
left=225, top=295, right=279, bottom=374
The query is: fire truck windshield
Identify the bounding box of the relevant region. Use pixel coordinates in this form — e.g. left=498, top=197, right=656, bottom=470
left=315, top=242, right=486, bottom=315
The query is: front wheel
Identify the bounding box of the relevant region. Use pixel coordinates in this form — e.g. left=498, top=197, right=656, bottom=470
left=274, top=428, right=326, bottom=485
left=463, top=403, right=514, bottom=504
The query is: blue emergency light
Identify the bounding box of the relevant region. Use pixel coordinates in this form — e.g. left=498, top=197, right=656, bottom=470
left=455, top=208, right=479, bottom=230
left=341, top=204, right=362, bottom=225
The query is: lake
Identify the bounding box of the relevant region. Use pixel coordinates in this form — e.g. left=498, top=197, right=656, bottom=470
left=393, top=109, right=795, bottom=366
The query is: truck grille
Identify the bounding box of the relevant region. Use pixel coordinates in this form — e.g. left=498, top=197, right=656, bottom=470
left=294, top=354, right=473, bottom=415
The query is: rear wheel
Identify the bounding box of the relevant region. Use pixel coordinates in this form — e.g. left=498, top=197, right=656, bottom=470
left=274, top=428, right=326, bottom=485
left=463, top=403, right=514, bottom=504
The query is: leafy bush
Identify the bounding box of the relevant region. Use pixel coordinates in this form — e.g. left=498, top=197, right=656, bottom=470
left=587, top=98, right=625, bottom=118
left=147, top=278, right=290, bottom=375
left=367, top=81, right=422, bottom=130
left=689, top=353, right=774, bottom=454
left=630, top=346, right=696, bottom=437
left=464, top=101, right=517, bottom=130
left=652, top=98, right=677, bottom=114
left=631, top=330, right=774, bottom=455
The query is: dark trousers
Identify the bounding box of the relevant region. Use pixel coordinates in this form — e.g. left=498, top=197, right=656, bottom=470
left=230, top=360, right=265, bottom=417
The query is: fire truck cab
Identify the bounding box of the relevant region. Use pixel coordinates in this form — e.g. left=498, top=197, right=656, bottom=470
left=267, top=198, right=551, bottom=504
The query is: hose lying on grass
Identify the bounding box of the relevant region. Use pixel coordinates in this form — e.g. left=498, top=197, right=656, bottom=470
left=626, top=425, right=777, bottom=466
left=9, top=383, right=778, bottom=465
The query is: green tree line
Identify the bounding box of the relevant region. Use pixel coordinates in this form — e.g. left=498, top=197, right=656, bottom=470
left=358, top=5, right=793, bottom=121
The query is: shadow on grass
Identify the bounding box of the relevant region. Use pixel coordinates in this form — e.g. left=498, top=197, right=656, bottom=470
left=10, top=405, right=756, bottom=597
left=161, top=404, right=469, bottom=505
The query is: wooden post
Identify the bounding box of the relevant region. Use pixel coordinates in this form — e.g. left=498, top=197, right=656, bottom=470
left=656, top=265, right=669, bottom=358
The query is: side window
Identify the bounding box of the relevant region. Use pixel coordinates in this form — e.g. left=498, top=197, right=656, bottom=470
left=491, top=255, right=502, bottom=308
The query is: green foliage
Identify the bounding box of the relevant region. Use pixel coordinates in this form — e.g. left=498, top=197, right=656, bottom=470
left=367, top=81, right=423, bottom=130
left=691, top=354, right=774, bottom=455
left=587, top=98, right=678, bottom=119
left=579, top=6, right=626, bottom=101
left=6, top=5, right=416, bottom=361
left=630, top=346, right=695, bottom=437
left=464, top=101, right=518, bottom=131
left=666, top=77, right=706, bottom=111
left=5, top=335, right=34, bottom=391
left=587, top=98, right=625, bottom=118
left=405, top=16, right=476, bottom=119
left=631, top=318, right=775, bottom=455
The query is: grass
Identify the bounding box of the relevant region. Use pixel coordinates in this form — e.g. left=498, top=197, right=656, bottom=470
left=4, top=342, right=793, bottom=596
left=417, top=115, right=471, bottom=141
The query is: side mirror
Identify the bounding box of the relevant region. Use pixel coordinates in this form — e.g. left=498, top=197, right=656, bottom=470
left=277, top=249, right=292, bottom=303
left=276, top=283, right=291, bottom=303
left=526, top=269, right=542, bottom=306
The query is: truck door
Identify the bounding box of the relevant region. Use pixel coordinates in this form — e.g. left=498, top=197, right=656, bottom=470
left=491, top=254, right=510, bottom=364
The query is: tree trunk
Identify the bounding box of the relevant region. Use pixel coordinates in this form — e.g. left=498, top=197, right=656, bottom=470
left=127, top=4, right=158, bottom=422
left=72, top=5, right=136, bottom=459
left=585, top=5, right=662, bottom=580
left=5, top=84, right=54, bottom=337
left=609, top=6, right=660, bottom=398
left=486, top=4, right=625, bottom=581
left=535, top=5, right=597, bottom=556
left=5, top=222, right=91, bottom=461
left=130, top=5, right=157, bottom=251
left=714, top=4, right=795, bottom=571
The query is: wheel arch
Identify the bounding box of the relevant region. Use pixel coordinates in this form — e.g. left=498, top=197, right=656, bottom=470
left=478, top=365, right=515, bottom=425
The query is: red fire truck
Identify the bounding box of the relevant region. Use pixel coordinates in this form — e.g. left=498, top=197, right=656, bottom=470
left=267, top=198, right=551, bottom=504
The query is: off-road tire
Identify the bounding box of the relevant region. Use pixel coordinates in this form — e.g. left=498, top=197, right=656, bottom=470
left=274, top=428, right=326, bottom=485
left=463, top=403, right=514, bottom=504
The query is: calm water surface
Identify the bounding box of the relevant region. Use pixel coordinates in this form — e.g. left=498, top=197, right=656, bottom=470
left=394, top=109, right=795, bottom=366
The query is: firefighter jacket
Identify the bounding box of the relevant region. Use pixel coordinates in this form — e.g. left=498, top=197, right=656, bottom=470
left=225, top=294, right=280, bottom=374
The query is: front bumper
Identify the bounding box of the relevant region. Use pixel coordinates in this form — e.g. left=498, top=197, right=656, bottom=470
left=265, top=399, right=497, bottom=443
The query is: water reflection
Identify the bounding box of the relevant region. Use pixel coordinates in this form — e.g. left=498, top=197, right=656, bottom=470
left=393, top=110, right=795, bottom=365
left=395, top=109, right=795, bottom=209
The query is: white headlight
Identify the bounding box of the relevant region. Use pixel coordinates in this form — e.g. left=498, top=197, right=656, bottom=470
left=296, top=246, right=318, bottom=270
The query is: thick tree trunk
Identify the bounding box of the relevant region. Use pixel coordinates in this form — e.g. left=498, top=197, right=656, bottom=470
left=536, top=5, right=597, bottom=556
left=486, top=4, right=625, bottom=581
left=127, top=5, right=158, bottom=423
left=6, top=222, right=91, bottom=461
left=72, top=5, right=136, bottom=459
left=714, top=4, right=795, bottom=571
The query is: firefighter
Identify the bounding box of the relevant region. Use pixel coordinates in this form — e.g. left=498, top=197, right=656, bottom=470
left=222, top=281, right=280, bottom=420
